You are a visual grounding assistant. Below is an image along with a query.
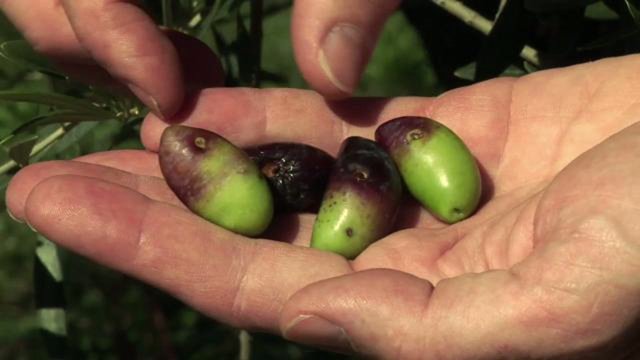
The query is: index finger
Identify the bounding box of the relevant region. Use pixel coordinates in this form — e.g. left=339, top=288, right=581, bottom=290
left=61, top=0, right=184, bottom=119
left=23, top=174, right=352, bottom=331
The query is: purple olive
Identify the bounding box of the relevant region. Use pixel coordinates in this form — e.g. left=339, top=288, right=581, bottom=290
left=245, top=143, right=334, bottom=213
left=311, top=137, right=402, bottom=259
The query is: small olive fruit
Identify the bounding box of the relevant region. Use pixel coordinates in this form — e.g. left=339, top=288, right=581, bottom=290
left=311, top=137, right=402, bottom=259
left=375, top=116, right=481, bottom=223
left=159, top=125, right=273, bottom=236
left=245, top=143, right=334, bottom=213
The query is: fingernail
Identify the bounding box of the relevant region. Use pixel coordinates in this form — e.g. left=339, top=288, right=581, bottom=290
left=128, top=84, right=164, bottom=120
left=284, top=315, right=352, bottom=353
left=6, top=208, right=24, bottom=223
left=25, top=219, right=37, bottom=233
left=319, top=23, right=368, bottom=94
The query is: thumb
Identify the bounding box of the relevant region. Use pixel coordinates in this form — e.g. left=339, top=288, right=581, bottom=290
left=291, top=0, right=400, bottom=99
left=280, top=265, right=639, bottom=359
left=280, top=269, right=435, bottom=358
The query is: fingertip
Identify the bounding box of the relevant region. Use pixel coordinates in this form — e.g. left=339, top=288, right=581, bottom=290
left=6, top=163, right=53, bottom=221
left=23, top=175, right=68, bottom=232
left=291, top=0, right=400, bottom=99
left=141, top=113, right=166, bottom=152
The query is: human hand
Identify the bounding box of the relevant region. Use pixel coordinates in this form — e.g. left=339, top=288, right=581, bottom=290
left=0, top=0, right=224, bottom=119
left=1, top=0, right=399, bottom=105
left=7, top=55, right=640, bottom=359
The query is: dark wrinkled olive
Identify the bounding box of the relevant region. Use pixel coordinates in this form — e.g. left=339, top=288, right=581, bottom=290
left=245, top=143, right=334, bottom=213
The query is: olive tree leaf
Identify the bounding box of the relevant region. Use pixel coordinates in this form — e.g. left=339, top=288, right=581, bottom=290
left=455, top=62, right=526, bottom=81
left=161, top=0, right=174, bottom=27
left=585, top=1, right=620, bottom=19
left=31, top=121, right=101, bottom=162
left=2, top=133, right=38, bottom=167
left=0, top=40, right=65, bottom=78
left=523, top=60, right=540, bottom=73
left=8, top=111, right=112, bottom=137
left=475, top=0, right=533, bottom=81
left=34, top=235, right=68, bottom=359
left=0, top=91, right=112, bottom=116
left=454, top=62, right=478, bottom=81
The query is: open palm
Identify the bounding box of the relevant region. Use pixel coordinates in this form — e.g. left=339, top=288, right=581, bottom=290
left=7, top=55, right=640, bottom=359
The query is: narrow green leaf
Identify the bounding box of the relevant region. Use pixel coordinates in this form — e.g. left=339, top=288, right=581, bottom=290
left=523, top=61, right=540, bottom=73
left=38, top=309, right=67, bottom=337
left=0, top=40, right=65, bottom=77
left=2, top=133, right=38, bottom=167
left=585, top=2, right=620, bottom=20
left=455, top=62, right=526, bottom=81
left=34, top=235, right=67, bottom=359
left=36, top=236, right=64, bottom=283
left=31, top=121, right=100, bottom=162
left=454, top=62, right=477, bottom=81
left=0, top=91, right=112, bottom=116
left=10, top=111, right=113, bottom=136
left=162, top=0, right=174, bottom=27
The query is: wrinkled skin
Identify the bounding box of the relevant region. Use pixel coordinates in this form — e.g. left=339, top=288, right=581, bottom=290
left=245, top=143, right=334, bottom=213
left=6, top=56, right=640, bottom=359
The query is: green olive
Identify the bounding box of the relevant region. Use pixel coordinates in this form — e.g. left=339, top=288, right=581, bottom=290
left=376, top=116, right=481, bottom=223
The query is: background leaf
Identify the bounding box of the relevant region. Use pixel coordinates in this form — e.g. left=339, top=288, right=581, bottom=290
left=34, top=236, right=67, bottom=359
left=8, top=111, right=113, bottom=137
left=475, top=0, right=533, bottom=81
left=2, top=133, right=37, bottom=167
left=585, top=1, right=620, bottom=20
left=0, top=91, right=112, bottom=116
left=0, top=40, right=64, bottom=78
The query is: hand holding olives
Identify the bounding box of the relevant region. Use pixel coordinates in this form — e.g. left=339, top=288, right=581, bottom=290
left=159, top=117, right=481, bottom=256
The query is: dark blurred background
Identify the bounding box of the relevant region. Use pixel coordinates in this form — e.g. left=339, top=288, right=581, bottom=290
left=1, top=0, right=639, bottom=358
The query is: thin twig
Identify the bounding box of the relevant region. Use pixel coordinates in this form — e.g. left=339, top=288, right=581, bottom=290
left=430, top=0, right=540, bottom=66
left=238, top=330, right=251, bottom=360
left=0, top=125, right=69, bottom=175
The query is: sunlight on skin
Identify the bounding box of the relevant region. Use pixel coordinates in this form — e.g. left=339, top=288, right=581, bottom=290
left=5, top=55, right=640, bottom=358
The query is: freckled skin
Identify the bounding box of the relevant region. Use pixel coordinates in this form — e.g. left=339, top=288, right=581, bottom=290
left=311, top=137, right=402, bottom=259
left=159, top=125, right=273, bottom=237
left=245, top=143, right=334, bottom=213
left=376, top=116, right=482, bottom=224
